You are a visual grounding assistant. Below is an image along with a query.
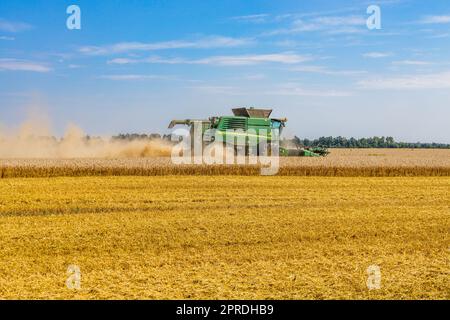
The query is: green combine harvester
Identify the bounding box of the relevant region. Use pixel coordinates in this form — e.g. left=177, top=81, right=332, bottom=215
left=168, top=107, right=328, bottom=157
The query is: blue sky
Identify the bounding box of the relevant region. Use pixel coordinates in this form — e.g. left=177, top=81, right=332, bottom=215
left=0, top=0, right=449, bottom=142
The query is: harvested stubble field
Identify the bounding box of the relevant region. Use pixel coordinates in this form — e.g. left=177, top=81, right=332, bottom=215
left=0, top=149, right=449, bottom=300
left=1, top=148, right=450, bottom=177
left=0, top=175, right=449, bottom=299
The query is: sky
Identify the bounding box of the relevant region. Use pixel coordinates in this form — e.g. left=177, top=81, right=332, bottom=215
left=0, top=0, right=449, bottom=142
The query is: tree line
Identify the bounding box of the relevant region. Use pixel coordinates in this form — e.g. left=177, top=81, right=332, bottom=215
left=111, top=133, right=450, bottom=149
left=290, top=136, right=450, bottom=149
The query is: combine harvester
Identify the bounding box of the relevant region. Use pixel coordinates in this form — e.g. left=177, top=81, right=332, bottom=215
left=168, top=107, right=328, bottom=157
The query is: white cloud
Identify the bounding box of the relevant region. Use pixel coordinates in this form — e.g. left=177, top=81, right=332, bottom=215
left=363, top=52, right=392, bottom=58
left=0, top=59, right=51, bottom=72
left=107, top=58, right=137, bottom=65
left=189, top=83, right=352, bottom=97
left=273, top=39, right=302, bottom=47
left=230, top=14, right=269, bottom=23
left=265, top=20, right=319, bottom=35
left=269, top=85, right=353, bottom=97
left=419, top=15, right=450, bottom=24
left=292, top=65, right=366, bottom=76
left=68, top=64, right=83, bottom=69
left=80, top=36, right=253, bottom=55
left=0, top=35, right=15, bottom=41
left=99, top=74, right=173, bottom=81
left=108, top=56, right=184, bottom=65
left=358, top=71, right=450, bottom=89
left=392, top=60, right=432, bottom=66
left=313, top=16, right=365, bottom=26
left=108, top=53, right=311, bottom=66
left=428, top=33, right=450, bottom=39
left=265, top=15, right=366, bottom=35
left=0, top=19, right=32, bottom=32
left=325, top=27, right=365, bottom=35
left=188, top=85, right=242, bottom=95
left=243, top=73, right=266, bottom=80
left=196, top=53, right=310, bottom=65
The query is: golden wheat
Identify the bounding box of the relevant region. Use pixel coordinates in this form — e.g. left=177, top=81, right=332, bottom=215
left=0, top=176, right=448, bottom=299
left=1, top=149, right=449, bottom=177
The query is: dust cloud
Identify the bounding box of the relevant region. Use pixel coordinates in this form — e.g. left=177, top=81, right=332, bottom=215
left=0, top=111, right=172, bottom=158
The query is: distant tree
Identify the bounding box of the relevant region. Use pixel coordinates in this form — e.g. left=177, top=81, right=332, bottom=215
left=282, top=136, right=450, bottom=149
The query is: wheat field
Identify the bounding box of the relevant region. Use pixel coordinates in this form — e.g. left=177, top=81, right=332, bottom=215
left=1, top=148, right=450, bottom=177
left=0, top=175, right=448, bottom=299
